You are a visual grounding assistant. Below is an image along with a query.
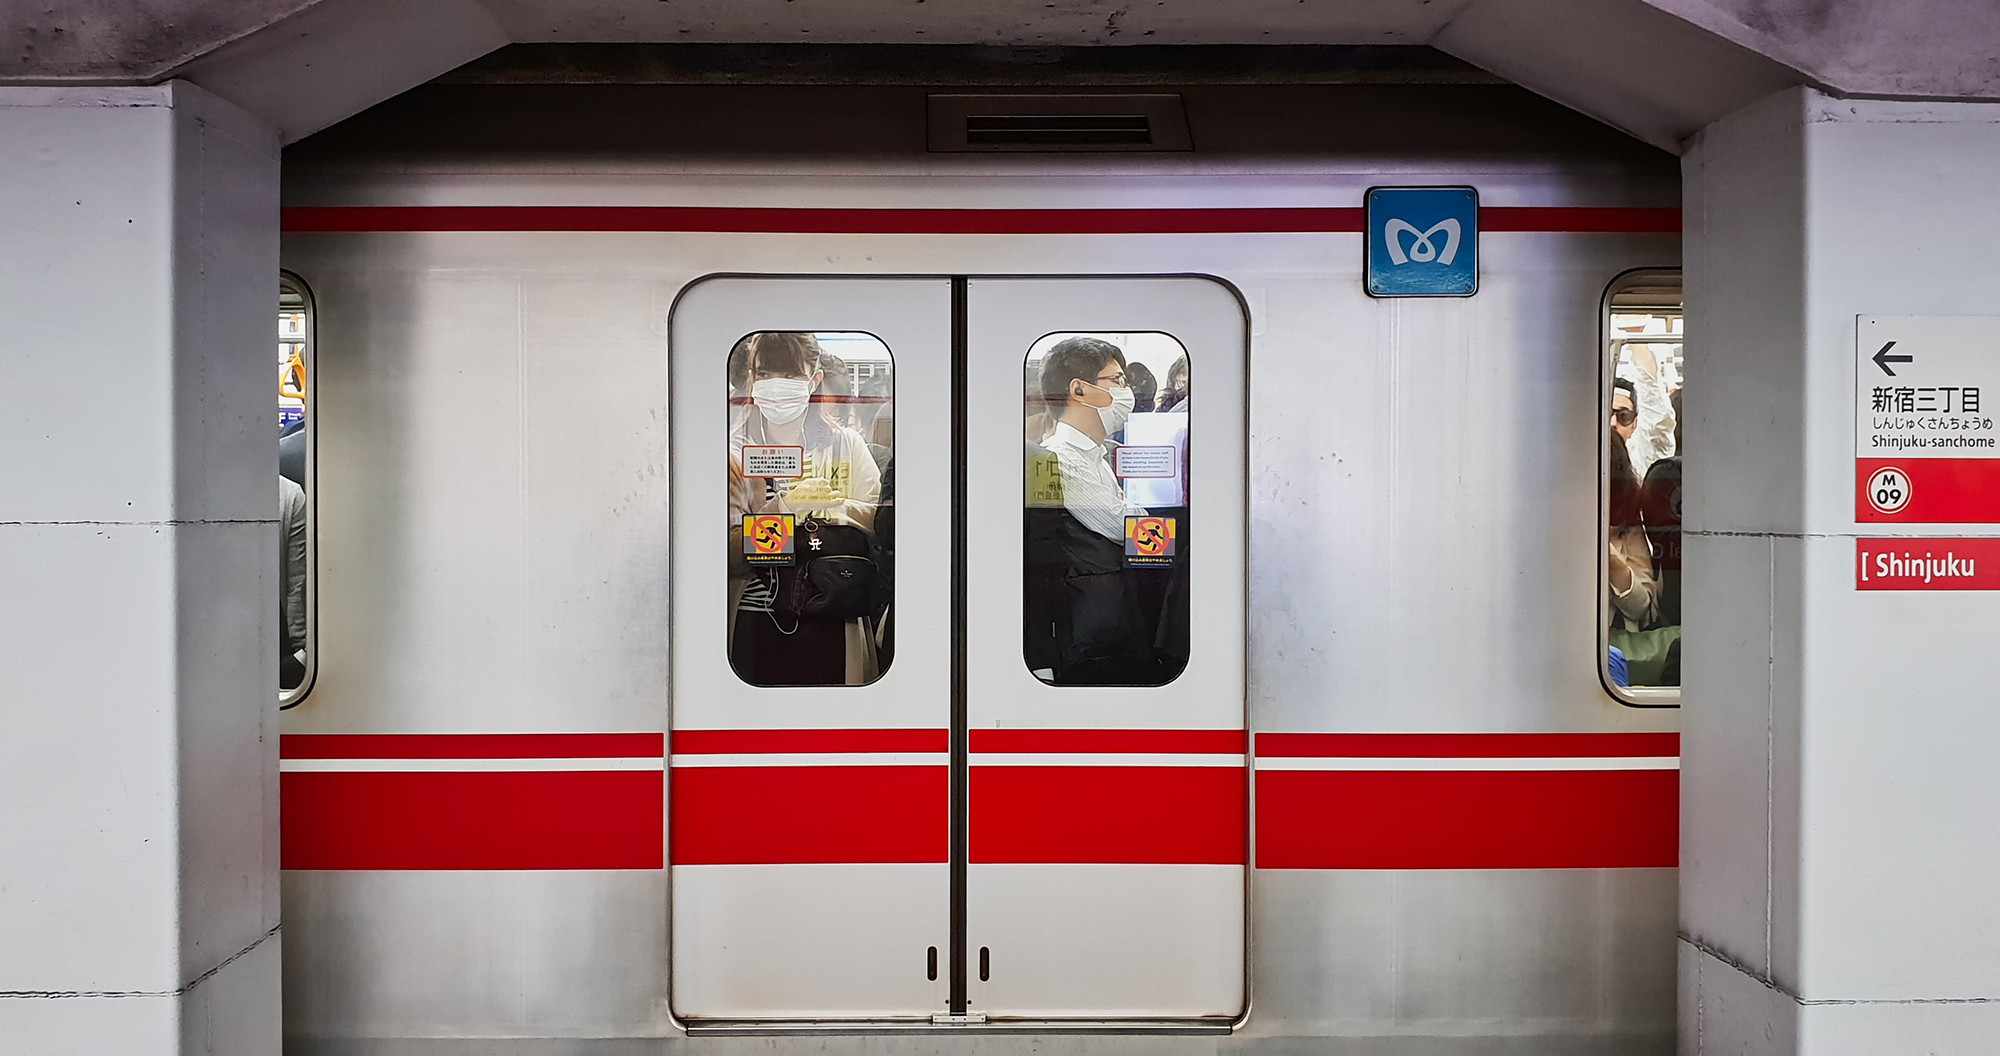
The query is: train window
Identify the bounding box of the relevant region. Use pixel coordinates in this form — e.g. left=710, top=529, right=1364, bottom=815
left=1602, top=270, right=1684, bottom=705
left=727, top=332, right=894, bottom=686
left=278, top=273, right=315, bottom=707
left=1023, top=332, right=1190, bottom=686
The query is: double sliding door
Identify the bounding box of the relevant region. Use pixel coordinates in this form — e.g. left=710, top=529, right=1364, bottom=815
left=668, top=275, right=1246, bottom=1027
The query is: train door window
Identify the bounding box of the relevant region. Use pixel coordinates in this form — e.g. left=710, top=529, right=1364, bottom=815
left=727, top=331, right=895, bottom=685
left=1602, top=270, right=1683, bottom=704
left=279, top=272, right=315, bottom=706
left=1023, top=332, right=1190, bottom=686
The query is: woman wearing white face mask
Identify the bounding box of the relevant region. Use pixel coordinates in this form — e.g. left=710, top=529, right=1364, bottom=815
left=731, top=334, right=880, bottom=533
left=729, top=332, right=884, bottom=686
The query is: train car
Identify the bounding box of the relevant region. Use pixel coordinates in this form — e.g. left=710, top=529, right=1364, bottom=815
left=273, top=51, right=1685, bottom=1053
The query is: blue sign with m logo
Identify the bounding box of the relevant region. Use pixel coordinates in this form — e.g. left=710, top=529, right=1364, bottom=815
left=1366, top=186, right=1479, bottom=297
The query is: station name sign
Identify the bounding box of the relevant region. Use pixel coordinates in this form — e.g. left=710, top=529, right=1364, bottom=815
left=1855, top=316, right=2000, bottom=521
left=1854, top=316, right=2000, bottom=591
left=1856, top=538, right=2000, bottom=590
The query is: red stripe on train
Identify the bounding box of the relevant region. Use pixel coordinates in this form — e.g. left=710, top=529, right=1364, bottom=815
left=670, top=765, right=948, bottom=864
left=277, top=732, right=1680, bottom=870
left=1255, top=769, right=1678, bottom=869
left=670, top=728, right=948, bottom=754
left=281, top=771, right=662, bottom=869
left=280, top=205, right=1680, bottom=235
left=1256, top=732, right=1678, bottom=758
left=1479, top=207, right=1680, bottom=232
left=281, top=732, right=663, bottom=759
left=970, top=728, right=1245, bottom=754
left=971, top=765, right=1247, bottom=865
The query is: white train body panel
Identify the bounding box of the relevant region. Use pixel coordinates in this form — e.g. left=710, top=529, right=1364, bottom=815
left=278, top=81, right=1682, bottom=1052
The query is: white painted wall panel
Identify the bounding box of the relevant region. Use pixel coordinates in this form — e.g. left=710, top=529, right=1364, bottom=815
left=0, top=81, right=281, bottom=1052
left=1683, top=86, right=2000, bottom=1050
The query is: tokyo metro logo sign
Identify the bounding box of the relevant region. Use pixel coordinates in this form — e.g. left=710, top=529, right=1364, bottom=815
left=1366, top=186, right=1479, bottom=297
left=1382, top=218, right=1463, bottom=266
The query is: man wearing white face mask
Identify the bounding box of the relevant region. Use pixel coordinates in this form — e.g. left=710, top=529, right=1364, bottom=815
left=1025, top=336, right=1158, bottom=685
left=1037, top=337, right=1146, bottom=543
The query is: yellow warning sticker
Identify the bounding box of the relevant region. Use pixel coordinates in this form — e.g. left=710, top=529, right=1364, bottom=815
left=1124, top=515, right=1177, bottom=567
left=743, top=514, right=795, bottom=565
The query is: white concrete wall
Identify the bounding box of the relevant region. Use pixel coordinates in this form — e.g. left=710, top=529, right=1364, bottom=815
left=0, top=82, right=282, bottom=1054
left=1682, top=87, right=2000, bottom=1054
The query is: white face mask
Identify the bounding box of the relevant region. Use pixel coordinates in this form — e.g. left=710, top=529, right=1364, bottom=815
left=752, top=377, right=813, bottom=425
left=1080, top=380, right=1135, bottom=435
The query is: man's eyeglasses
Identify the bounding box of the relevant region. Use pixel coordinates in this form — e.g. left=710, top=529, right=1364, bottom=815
left=1094, top=372, right=1127, bottom=386
left=1610, top=407, right=1637, bottom=427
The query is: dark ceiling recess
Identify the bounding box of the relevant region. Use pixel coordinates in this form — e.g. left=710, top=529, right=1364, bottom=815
left=439, top=43, right=1505, bottom=87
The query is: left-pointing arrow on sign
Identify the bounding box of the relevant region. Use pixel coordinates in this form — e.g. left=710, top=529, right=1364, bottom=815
left=1873, top=341, right=1914, bottom=376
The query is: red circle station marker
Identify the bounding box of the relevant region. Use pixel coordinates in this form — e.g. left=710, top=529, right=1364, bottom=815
left=1866, top=466, right=1911, bottom=515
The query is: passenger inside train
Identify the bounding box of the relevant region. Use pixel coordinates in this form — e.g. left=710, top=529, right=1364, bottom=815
left=727, top=331, right=892, bottom=687
left=1025, top=334, right=1191, bottom=686
left=278, top=287, right=311, bottom=695
left=1160, top=354, right=1190, bottom=412
left=1605, top=279, right=1683, bottom=691
left=1126, top=360, right=1159, bottom=414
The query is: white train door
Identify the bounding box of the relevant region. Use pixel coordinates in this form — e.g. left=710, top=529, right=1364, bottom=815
left=669, top=275, right=1245, bottom=1027
left=964, top=277, right=1246, bottom=1020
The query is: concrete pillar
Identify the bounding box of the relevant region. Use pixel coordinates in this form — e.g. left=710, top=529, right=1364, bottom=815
left=0, top=83, right=281, bottom=1053
left=1682, top=88, right=2000, bottom=1054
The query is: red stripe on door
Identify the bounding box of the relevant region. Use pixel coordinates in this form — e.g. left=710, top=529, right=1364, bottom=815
left=274, top=732, right=1679, bottom=870
left=281, top=732, right=663, bottom=759
left=970, top=728, right=1245, bottom=754
left=1856, top=458, right=2000, bottom=522
left=670, top=766, right=948, bottom=864
left=280, top=206, right=1679, bottom=235
left=970, top=765, right=1247, bottom=865
left=671, top=728, right=948, bottom=754
left=1255, top=769, right=1678, bottom=869
left=281, top=771, right=663, bottom=869
left=1256, top=732, right=1679, bottom=758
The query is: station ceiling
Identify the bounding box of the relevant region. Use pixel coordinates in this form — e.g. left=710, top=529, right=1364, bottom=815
left=5, top=0, right=1997, bottom=151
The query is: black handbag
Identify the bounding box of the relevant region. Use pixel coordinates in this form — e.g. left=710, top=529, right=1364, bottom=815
left=779, top=516, right=878, bottom=620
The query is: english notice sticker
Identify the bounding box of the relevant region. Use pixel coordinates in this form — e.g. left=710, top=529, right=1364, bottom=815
left=1124, top=515, right=1177, bottom=568
left=1113, top=445, right=1178, bottom=479
left=743, top=514, right=796, bottom=565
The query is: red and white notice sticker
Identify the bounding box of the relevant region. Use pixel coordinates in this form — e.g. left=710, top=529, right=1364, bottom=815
left=740, top=445, right=804, bottom=479
left=1855, top=316, right=2000, bottom=521
left=1856, top=538, right=2000, bottom=590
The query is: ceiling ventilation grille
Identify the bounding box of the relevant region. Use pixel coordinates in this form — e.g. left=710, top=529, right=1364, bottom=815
left=929, top=94, right=1192, bottom=152
left=965, top=113, right=1151, bottom=147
